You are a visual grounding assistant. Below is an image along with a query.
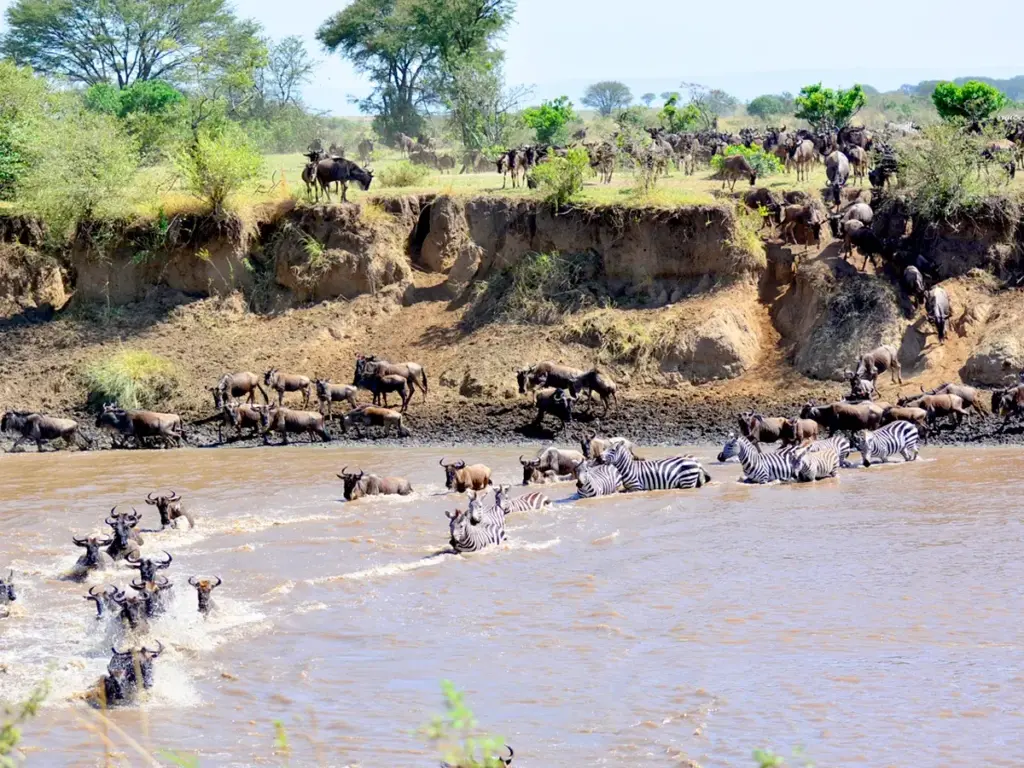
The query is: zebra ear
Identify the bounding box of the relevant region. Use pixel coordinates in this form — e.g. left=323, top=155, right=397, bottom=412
left=445, top=509, right=458, bottom=520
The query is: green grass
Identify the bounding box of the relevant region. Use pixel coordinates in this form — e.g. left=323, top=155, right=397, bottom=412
left=83, top=348, right=178, bottom=410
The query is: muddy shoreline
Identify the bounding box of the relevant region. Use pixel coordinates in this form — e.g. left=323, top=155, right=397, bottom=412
left=4, top=393, right=1021, bottom=454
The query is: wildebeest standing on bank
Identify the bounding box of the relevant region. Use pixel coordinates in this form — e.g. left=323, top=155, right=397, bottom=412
left=210, top=372, right=268, bottom=408
left=341, top=405, right=410, bottom=438
left=354, top=355, right=428, bottom=401
left=264, top=369, right=312, bottom=408
left=95, top=405, right=184, bottom=448
left=1, top=411, right=91, bottom=451
left=260, top=405, right=331, bottom=445
left=315, top=379, right=359, bottom=418
left=314, top=157, right=374, bottom=202
left=925, top=286, right=951, bottom=343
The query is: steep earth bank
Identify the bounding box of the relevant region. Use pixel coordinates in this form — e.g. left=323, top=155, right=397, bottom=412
left=0, top=195, right=1022, bottom=449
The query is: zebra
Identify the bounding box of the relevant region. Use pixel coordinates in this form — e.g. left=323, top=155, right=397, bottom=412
left=466, top=489, right=504, bottom=525
left=717, top=433, right=793, bottom=483
left=600, top=441, right=710, bottom=492
left=787, top=443, right=839, bottom=482
left=854, top=421, right=919, bottom=466
left=446, top=506, right=505, bottom=554
left=494, top=484, right=550, bottom=513
left=811, top=434, right=852, bottom=467
left=573, top=460, right=622, bottom=498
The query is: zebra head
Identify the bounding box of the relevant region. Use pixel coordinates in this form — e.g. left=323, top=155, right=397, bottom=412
left=853, top=429, right=874, bottom=466
left=445, top=508, right=476, bottom=544
left=599, top=440, right=628, bottom=467
left=717, top=432, right=741, bottom=463
left=786, top=445, right=812, bottom=479
left=465, top=488, right=491, bottom=518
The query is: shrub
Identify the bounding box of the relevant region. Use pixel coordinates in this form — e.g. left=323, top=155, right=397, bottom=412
left=898, top=123, right=1015, bottom=223
left=529, top=147, right=590, bottom=208
left=378, top=160, right=432, bottom=188
left=17, top=107, right=140, bottom=242
left=932, top=80, right=1008, bottom=124
left=423, top=681, right=510, bottom=768
left=174, top=122, right=264, bottom=215
left=84, top=349, right=178, bottom=410
left=522, top=96, right=576, bottom=145
left=794, top=83, right=866, bottom=133
left=659, top=95, right=699, bottom=133
left=712, top=145, right=784, bottom=178
left=0, top=62, right=51, bottom=200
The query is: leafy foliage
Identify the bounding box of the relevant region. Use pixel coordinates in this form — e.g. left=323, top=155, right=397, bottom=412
left=711, top=145, right=784, bottom=177
left=1, top=683, right=47, bottom=767
left=641, top=92, right=656, bottom=107
left=1, top=0, right=263, bottom=89
left=0, top=61, right=50, bottom=200
left=794, top=83, right=867, bottom=132
left=529, top=146, right=589, bottom=207
left=442, top=54, right=527, bottom=151
left=932, top=80, right=1008, bottom=124
left=174, top=122, right=264, bottom=214
left=522, top=96, right=576, bottom=145
left=747, top=93, right=793, bottom=120
left=378, top=160, right=433, bottom=188
left=680, top=82, right=739, bottom=130
left=581, top=80, right=633, bottom=116
left=659, top=95, right=699, bottom=133
left=423, top=681, right=510, bottom=768
left=85, top=349, right=178, bottom=410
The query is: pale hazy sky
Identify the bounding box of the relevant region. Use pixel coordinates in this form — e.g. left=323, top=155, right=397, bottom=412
left=2, top=0, right=1023, bottom=114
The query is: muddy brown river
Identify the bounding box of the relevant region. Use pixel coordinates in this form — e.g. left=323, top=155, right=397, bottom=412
left=1, top=444, right=1023, bottom=767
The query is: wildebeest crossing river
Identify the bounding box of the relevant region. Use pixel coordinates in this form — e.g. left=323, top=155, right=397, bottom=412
left=1, top=444, right=1023, bottom=766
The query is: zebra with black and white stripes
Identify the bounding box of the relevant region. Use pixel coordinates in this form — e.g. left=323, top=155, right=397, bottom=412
left=717, top=433, right=793, bottom=483
left=574, top=460, right=622, bottom=497
left=854, top=421, right=919, bottom=466
left=811, top=434, right=852, bottom=467
left=787, top=443, right=840, bottom=482
left=601, top=441, right=710, bottom=492
left=494, top=484, right=550, bottom=513
left=446, top=506, right=505, bottom=553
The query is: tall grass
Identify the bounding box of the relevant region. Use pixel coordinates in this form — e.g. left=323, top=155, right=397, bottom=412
left=378, top=160, right=432, bottom=188
left=83, top=349, right=178, bottom=410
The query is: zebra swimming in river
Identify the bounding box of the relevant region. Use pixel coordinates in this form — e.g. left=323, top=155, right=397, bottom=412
left=854, top=421, right=920, bottom=466
left=717, top=433, right=793, bottom=483
left=494, top=484, right=550, bottom=513
left=574, top=460, right=622, bottom=498
left=788, top=443, right=840, bottom=482
left=447, top=506, right=505, bottom=553
left=600, top=441, right=710, bottom=492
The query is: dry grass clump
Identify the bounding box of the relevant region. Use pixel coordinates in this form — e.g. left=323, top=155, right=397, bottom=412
left=561, top=309, right=672, bottom=368
left=83, top=348, right=178, bottom=410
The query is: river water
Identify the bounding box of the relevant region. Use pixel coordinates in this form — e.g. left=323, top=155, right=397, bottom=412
left=1, top=444, right=1023, bottom=767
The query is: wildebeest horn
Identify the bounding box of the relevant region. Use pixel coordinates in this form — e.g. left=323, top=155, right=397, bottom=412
left=519, top=455, right=528, bottom=465
left=439, top=457, right=449, bottom=467
left=158, top=551, right=172, bottom=567
left=73, top=536, right=88, bottom=546
left=111, top=591, right=126, bottom=604
left=189, top=577, right=199, bottom=587
left=142, top=640, right=164, bottom=658
left=126, top=552, right=141, bottom=565
left=168, top=491, right=181, bottom=502
left=155, top=576, right=171, bottom=588
left=130, top=580, right=146, bottom=591
left=146, top=491, right=159, bottom=502
left=213, top=576, right=222, bottom=587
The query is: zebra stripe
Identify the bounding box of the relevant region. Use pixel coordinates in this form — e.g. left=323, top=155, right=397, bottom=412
left=575, top=461, right=622, bottom=497
left=855, top=421, right=919, bottom=466
left=447, top=508, right=505, bottom=553
left=602, top=442, right=710, bottom=492
left=495, top=485, right=551, bottom=514
left=789, top=444, right=839, bottom=482
left=718, top=434, right=793, bottom=483
left=809, top=434, right=852, bottom=466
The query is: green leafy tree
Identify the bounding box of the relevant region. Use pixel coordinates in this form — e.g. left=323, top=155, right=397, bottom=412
left=174, top=122, right=264, bottom=214
left=659, top=95, right=699, bottom=133
left=260, top=36, right=315, bottom=107
left=794, top=83, right=867, bottom=133
left=1, top=0, right=263, bottom=88
left=660, top=91, right=679, bottom=103
left=443, top=55, right=528, bottom=151
left=747, top=94, right=791, bottom=120
left=932, top=80, right=1008, bottom=124
left=641, top=92, right=656, bottom=107
left=581, top=80, right=633, bottom=116
left=530, top=146, right=589, bottom=207
left=522, top=96, right=576, bottom=144
left=0, top=62, right=51, bottom=199
left=317, top=0, right=513, bottom=143
left=681, top=82, right=738, bottom=130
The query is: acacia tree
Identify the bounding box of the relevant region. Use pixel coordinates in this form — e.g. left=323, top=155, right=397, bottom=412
left=317, top=0, right=514, bottom=143
left=747, top=94, right=791, bottom=121
left=680, top=82, right=738, bottom=130
left=443, top=55, right=529, bottom=151
left=641, top=92, right=656, bottom=107
left=794, top=83, right=867, bottom=133
left=581, top=81, right=632, bottom=116
left=932, top=80, right=1008, bottom=125
left=0, top=0, right=262, bottom=88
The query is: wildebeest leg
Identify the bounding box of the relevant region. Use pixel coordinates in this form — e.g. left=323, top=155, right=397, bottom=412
left=9, top=434, right=28, bottom=453
left=302, top=386, right=310, bottom=409
left=381, top=391, right=389, bottom=408
left=277, top=389, right=284, bottom=406
left=341, top=181, right=349, bottom=203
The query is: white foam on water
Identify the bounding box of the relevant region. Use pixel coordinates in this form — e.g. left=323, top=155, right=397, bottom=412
left=308, top=551, right=458, bottom=584
left=591, top=530, right=620, bottom=545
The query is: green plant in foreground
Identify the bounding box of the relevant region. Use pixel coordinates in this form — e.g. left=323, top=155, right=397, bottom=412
left=1, top=684, right=47, bottom=767
left=84, top=349, right=178, bottom=410
left=712, top=144, right=784, bottom=178
left=377, top=160, right=432, bottom=188
left=424, top=681, right=508, bottom=768
left=530, top=147, right=590, bottom=208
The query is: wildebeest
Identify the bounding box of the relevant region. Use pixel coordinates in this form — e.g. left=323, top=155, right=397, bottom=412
left=337, top=467, right=413, bottom=501
left=719, top=153, right=757, bottom=191
left=896, top=392, right=969, bottom=429
left=111, top=590, right=150, bottom=632
left=341, top=405, right=410, bottom=438
left=354, top=356, right=428, bottom=401
left=357, top=138, right=374, bottom=164
left=921, top=383, right=986, bottom=417
left=105, top=510, right=143, bottom=562
left=126, top=551, right=173, bottom=585
left=67, top=536, right=114, bottom=582
left=854, top=345, right=902, bottom=385
left=533, top=388, right=576, bottom=429
left=799, top=401, right=885, bottom=435
left=903, top=266, right=926, bottom=306
left=83, top=585, right=121, bottom=619
left=925, top=286, right=951, bottom=343
left=301, top=152, right=322, bottom=201
left=779, top=417, right=819, bottom=446
left=571, top=369, right=618, bottom=413
left=2, top=411, right=91, bottom=452
left=314, top=157, right=373, bottom=202
left=519, top=446, right=584, bottom=485
left=440, top=459, right=492, bottom=492
left=779, top=204, right=825, bottom=246
left=260, top=404, right=331, bottom=445
left=789, top=139, right=817, bottom=181
left=264, top=369, right=312, bottom=407
left=145, top=491, right=193, bottom=529
left=881, top=406, right=929, bottom=435
left=83, top=642, right=163, bottom=708
left=221, top=401, right=267, bottom=441
left=354, top=371, right=412, bottom=412
left=189, top=576, right=222, bottom=616
left=130, top=577, right=173, bottom=618
left=1, top=570, right=16, bottom=616
left=992, top=384, right=1024, bottom=432
left=824, top=150, right=851, bottom=206
left=210, top=372, right=268, bottom=409
left=315, top=379, right=358, bottom=418
left=96, top=405, right=184, bottom=449
left=844, top=145, right=868, bottom=185
left=737, top=412, right=786, bottom=446
left=578, top=431, right=641, bottom=463
left=517, top=361, right=583, bottom=395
